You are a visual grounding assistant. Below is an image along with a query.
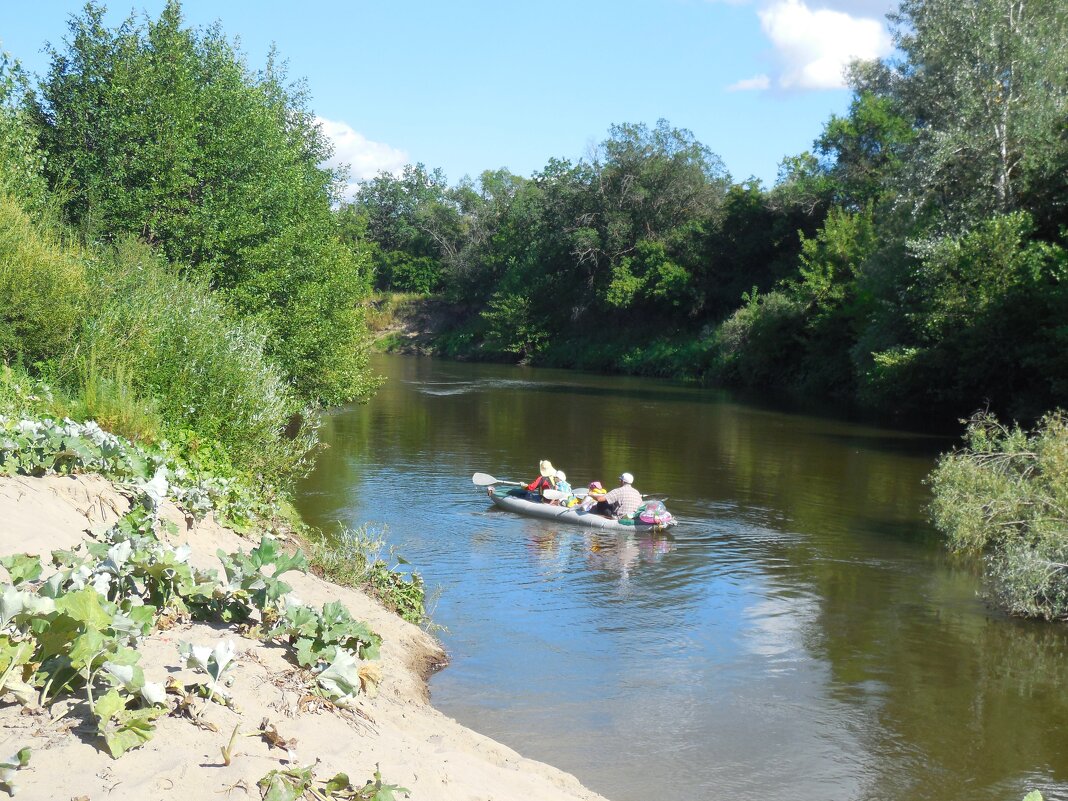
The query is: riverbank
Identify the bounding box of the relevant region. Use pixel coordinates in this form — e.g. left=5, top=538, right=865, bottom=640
left=0, top=473, right=609, bottom=801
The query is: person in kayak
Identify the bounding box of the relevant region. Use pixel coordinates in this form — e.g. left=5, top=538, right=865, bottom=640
left=551, top=470, right=577, bottom=507
left=578, top=481, right=610, bottom=515
left=604, top=472, right=642, bottom=519
left=525, top=459, right=557, bottom=501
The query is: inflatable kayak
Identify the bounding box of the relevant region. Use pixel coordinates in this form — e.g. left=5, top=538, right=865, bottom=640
left=485, top=487, right=677, bottom=532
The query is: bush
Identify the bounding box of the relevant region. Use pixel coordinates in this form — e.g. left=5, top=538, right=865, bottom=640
left=929, top=411, right=1068, bottom=619
left=0, top=195, right=86, bottom=365
left=712, top=289, right=806, bottom=389
left=55, top=238, right=314, bottom=487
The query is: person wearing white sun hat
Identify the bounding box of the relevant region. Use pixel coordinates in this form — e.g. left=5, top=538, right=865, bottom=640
left=525, top=459, right=557, bottom=501
left=549, top=469, right=576, bottom=507
left=604, top=471, right=642, bottom=519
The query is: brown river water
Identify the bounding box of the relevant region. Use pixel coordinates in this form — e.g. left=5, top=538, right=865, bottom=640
left=295, top=354, right=1068, bottom=801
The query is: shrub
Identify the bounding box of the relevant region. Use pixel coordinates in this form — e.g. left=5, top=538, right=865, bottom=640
left=712, top=289, right=806, bottom=389
left=929, top=411, right=1068, bottom=619
left=56, top=238, right=314, bottom=487
left=0, top=196, right=86, bottom=365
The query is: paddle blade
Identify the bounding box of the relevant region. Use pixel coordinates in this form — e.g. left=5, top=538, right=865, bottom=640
left=541, top=489, right=565, bottom=500
left=472, top=472, right=498, bottom=486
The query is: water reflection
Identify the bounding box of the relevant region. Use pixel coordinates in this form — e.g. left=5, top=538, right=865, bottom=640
left=296, top=355, right=1068, bottom=801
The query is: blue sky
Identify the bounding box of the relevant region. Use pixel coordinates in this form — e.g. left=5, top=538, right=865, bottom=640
left=2, top=0, right=897, bottom=191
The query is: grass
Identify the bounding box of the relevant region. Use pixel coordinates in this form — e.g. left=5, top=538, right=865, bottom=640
left=305, top=523, right=426, bottom=626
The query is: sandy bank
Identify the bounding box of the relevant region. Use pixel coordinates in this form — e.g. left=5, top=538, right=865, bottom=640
left=0, top=474, right=609, bottom=801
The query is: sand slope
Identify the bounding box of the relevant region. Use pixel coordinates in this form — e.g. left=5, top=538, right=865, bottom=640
left=0, top=474, right=609, bottom=801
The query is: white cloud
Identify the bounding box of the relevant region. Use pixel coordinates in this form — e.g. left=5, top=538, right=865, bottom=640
left=757, top=0, right=893, bottom=90
left=727, top=74, right=771, bottom=92
left=316, top=116, right=408, bottom=198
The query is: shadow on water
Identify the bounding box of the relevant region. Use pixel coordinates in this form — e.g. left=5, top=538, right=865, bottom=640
left=296, top=354, right=1068, bottom=801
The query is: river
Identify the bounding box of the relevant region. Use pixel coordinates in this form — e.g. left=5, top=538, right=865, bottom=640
left=295, top=354, right=1068, bottom=801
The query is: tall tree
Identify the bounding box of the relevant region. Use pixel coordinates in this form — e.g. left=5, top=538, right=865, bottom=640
left=34, top=1, right=376, bottom=405
left=869, top=0, right=1068, bottom=228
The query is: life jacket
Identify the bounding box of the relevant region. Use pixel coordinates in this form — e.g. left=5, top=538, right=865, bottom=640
left=527, top=475, right=553, bottom=492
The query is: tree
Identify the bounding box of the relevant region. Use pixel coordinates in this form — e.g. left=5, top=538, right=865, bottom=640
left=815, top=90, right=915, bottom=210
left=0, top=54, right=47, bottom=211
left=869, top=0, right=1068, bottom=227
left=34, top=1, right=376, bottom=405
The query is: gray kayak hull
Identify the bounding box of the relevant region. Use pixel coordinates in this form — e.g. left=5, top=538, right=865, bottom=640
left=486, top=487, right=675, bottom=532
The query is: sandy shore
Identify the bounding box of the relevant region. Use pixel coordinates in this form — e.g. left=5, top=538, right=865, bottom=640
left=0, top=474, right=610, bottom=801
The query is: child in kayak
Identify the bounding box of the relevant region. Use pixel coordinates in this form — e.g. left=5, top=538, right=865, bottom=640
left=551, top=470, right=577, bottom=506
left=578, top=481, right=610, bottom=515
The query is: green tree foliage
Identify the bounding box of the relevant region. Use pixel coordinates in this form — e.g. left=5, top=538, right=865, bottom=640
left=344, top=0, right=1067, bottom=429
left=863, top=213, right=1067, bottom=418
left=33, top=1, right=376, bottom=406
left=815, top=91, right=915, bottom=210
left=0, top=54, right=47, bottom=211
left=349, top=164, right=459, bottom=294
left=930, top=412, right=1068, bottom=619
left=873, top=0, right=1068, bottom=227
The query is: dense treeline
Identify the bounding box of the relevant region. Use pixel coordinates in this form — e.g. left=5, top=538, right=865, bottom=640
left=348, top=0, right=1067, bottom=427
left=0, top=1, right=378, bottom=490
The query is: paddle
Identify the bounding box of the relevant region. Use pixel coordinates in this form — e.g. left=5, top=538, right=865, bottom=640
left=542, top=487, right=595, bottom=501
left=472, top=472, right=525, bottom=487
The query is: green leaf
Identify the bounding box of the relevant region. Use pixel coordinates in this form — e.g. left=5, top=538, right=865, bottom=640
left=95, top=688, right=164, bottom=758
left=68, top=629, right=106, bottom=671
left=94, top=688, right=126, bottom=722
left=55, top=587, right=112, bottom=631
left=322, top=772, right=351, bottom=794
left=0, top=554, right=42, bottom=586
left=294, top=637, right=318, bottom=669
left=316, top=649, right=362, bottom=702
left=0, top=585, right=56, bottom=627
left=249, top=537, right=308, bottom=577
left=0, top=636, right=33, bottom=675
left=258, top=765, right=314, bottom=801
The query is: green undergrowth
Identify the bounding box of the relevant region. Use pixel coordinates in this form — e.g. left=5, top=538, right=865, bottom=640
left=0, top=364, right=427, bottom=627
left=305, top=525, right=426, bottom=626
